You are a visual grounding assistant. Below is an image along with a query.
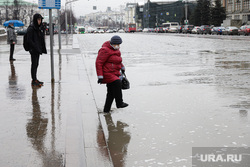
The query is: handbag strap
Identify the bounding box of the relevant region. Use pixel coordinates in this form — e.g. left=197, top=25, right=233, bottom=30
left=123, top=73, right=127, bottom=78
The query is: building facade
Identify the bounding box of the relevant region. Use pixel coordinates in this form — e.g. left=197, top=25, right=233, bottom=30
left=125, top=3, right=137, bottom=25
left=84, top=7, right=125, bottom=29
left=137, top=1, right=196, bottom=28
left=223, top=0, right=250, bottom=24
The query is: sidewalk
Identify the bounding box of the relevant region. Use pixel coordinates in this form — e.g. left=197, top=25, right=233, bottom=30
left=0, top=35, right=113, bottom=167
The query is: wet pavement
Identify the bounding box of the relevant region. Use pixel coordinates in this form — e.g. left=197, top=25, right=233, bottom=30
left=78, top=33, right=250, bottom=166
left=0, top=35, right=112, bottom=167
left=0, top=33, right=250, bottom=167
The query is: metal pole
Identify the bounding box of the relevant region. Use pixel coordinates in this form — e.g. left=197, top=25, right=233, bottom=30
left=147, top=0, right=149, bottom=28
left=58, top=9, right=61, bottom=49
left=65, top=0, right=68, bottom=45
left=49, top=9, right=55, bottom=83
left=70, top=3, right=73, bottom=34
left=185, top=0, right=188, bottom=24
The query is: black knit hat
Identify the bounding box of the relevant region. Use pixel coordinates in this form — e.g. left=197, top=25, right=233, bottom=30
left=110, top=35, right=122, bottom=45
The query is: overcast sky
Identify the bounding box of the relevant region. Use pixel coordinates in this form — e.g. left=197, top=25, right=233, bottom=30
left=26, top=0, right=174, bottom=17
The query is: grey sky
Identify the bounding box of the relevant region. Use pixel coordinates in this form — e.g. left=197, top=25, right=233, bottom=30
left=26, top=0, right=173, bottom=17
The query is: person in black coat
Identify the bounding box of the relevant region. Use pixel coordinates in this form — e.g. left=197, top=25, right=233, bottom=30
left=27, top=13, right=47, bottom=87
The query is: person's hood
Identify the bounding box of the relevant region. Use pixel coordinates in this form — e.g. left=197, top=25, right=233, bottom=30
left=33, top=13, right=43, bottom=28
left=102, top=41, right=113, bottom=49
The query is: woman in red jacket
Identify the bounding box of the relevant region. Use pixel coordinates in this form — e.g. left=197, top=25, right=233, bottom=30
left=96, top=36, right=128, bottom=113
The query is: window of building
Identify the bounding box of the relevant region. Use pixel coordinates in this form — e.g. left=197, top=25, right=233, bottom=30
left=243, top=0, right=250, bottom=9
left=234, top=15, right=240, bottom=19
left=228, top=0, right=233, bottom=11
left=235, top=0, right=241, bottom=11
left=248, top=15, right=250, bottom=21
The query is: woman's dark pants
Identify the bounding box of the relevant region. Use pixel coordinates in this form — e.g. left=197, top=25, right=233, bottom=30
left=104, top=79, right=123, bottom=112
left=9, top=44, right=15, bottom=60
left=30, top=52, right=40, bottom=81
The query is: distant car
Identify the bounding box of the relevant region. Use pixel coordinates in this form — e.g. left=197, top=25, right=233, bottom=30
left=137, top=28, right=143, bottom=32
left=142, top=28, right=149, bottom=33
left=211, top=27, right=225, bottom=35
left=118, top=29, right=125, bottom=33
left=177, top=25, right=185, bottom=33
left=222, top=26, right=239, bottom=35
left=168, top=27, right=177, bottom=33
left=106, top=29, right=113, bottom=33
left=87, top=29, right=95, bottom=33
left=197, top=25, right=211, bottom=35
left=156, top=27, right=164, bottom=33
left=239, top=25, right=250, bottom=36
left=98, top=29, right=104, bottom=33
left=182, top=25, right=194, bottom=34
left=17, top=28, right=27, bottom=35
left=217, top=27, right=225, bottom=35
left=0, top=27, right=7, bottom=39
left=191, top=26, right=200, bottom=34
left=211, top=27, right=218, bottom=35
left=148, top=28, right=155, bottom=32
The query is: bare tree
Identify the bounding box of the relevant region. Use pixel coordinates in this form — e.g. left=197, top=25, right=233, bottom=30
left=4, top=0, right=10, bottom=21
left=27, top=3, right=35, bottom=24
left=60, top=9, right=77, bottom=31
left=13, top=0, right=21, bottom=20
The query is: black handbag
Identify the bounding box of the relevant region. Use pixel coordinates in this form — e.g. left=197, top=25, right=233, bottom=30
left=121, top=73, right=130, bottom=90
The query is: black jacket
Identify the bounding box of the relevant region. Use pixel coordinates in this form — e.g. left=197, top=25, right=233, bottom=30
left=27, top=13, right=47, bottom=54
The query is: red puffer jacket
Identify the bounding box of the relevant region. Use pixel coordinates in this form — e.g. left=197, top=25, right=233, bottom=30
left=96, top=41, right=125, bottom=84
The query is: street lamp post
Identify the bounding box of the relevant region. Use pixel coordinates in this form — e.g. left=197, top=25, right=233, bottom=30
left=184, top=0, right=188, bottom=24
left=70, top=3, right=73, bottom=34
left=65, top=0, right=68, bottom=45
left=58, top=9, right=61, bottom=49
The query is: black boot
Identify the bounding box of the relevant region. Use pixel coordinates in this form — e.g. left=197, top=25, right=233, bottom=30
left=117, top=102, right=128, bottom=108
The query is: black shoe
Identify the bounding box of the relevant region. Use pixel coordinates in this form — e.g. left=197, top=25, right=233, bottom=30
left=37, top=80, right=44, bottom=85
left=9, top=59, right=16, bottom=61
left=117, top=102, right=128, bottom=108
left=32, top=80, right=42, bottom=87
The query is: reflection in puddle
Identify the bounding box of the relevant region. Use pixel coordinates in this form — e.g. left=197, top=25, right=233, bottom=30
left=216, top=61, right=250, bottom=69
left=7, top=61, right=25, bottom=100
left=26, top=86, right=63, bottom=167
left=239, top=110, right=248, bottom=117
left=104, top=114, right=131, bottom=167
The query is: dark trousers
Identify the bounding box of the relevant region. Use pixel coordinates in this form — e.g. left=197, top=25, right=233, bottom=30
left=30, top=52, right=40, bottom=81
left=9, top=44, right=15, bottom=60
left=104, top=79, right=123, bottom=112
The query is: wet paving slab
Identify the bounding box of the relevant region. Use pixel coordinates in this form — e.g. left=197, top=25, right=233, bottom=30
left=77, top=33, right=250, bottom=166
left=0, top=35, right=112, bottom=167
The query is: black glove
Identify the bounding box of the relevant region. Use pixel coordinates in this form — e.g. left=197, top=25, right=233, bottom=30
left=121, top=69, right=125, bottom=74
left=97, top=79, right=103, bottom=84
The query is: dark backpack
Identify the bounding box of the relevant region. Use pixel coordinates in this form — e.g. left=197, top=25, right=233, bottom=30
left=23, top=32, right=29, bottom=51
left=23, top=26, right=33, bottom=51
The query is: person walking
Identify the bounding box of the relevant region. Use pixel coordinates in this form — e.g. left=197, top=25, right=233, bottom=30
left=96, top=35, right=128, bottom=113
left=26, top=13, right=47, bottom=87
left=7, top=22, right=17, bottom=61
